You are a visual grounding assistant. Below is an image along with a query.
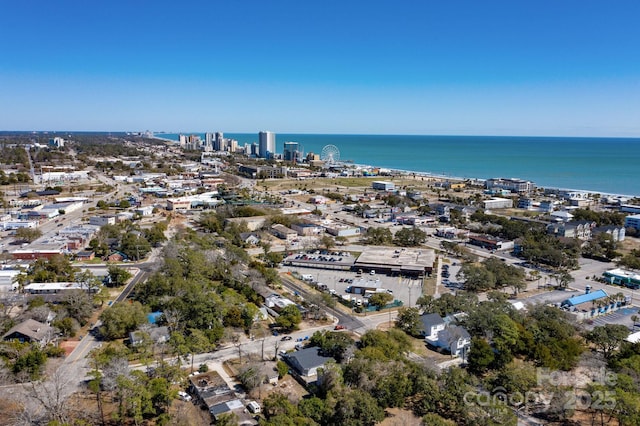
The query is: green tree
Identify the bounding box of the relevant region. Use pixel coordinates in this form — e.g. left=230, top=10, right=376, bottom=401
left=457, top=263, right=496, bottom=292
left=275, top=305, right=302, bottom=331
left=276, top=360, right=288, bottom=378
left=319, top=235, right=335, bottom=250
left=467, top=337, right=495, bottom=374
left=120, top=232, right=151, bottom=260
left=367, top=292, right=393, bottom=310
left=298, top=397, right=330, bottom=425
left=586, top=324, right=630, bottom=360
left=394, top=227, right=427, bottom=247
left=309, top=330, right=354, bottom=362
left=364, top=227, right=393, bottom=245
left=331, top=388, right=385, bottom=426
left=14, top=227, right=42, bottom=242
left=107, top=265, right=132, bottom=287
left=99, top=301, right=148, bottom=340
left=395, top=307, right=422, bottom=336
left=143, top=223, right=167, bottom=247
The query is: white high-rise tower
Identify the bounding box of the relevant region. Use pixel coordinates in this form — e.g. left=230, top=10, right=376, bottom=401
left=259, top=131, right=276, bottom=159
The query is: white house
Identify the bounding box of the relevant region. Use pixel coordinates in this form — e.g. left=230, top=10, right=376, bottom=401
left=419, top=313, right=446, bottom=340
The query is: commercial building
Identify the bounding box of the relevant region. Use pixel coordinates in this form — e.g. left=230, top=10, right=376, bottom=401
left=259, top=131, right=276, bottom=159
left=371, top=181, right=395, bottom=191
left=485, top=178, right=535, bottom=194
left=48, top=137, right=65, bottom=148
left=89, top=216, right=117, bottom=226
left=354, top=246, right=435, bottom=277
left=271, top=224, right=297, bottom=242
left=0, top=269, right=21, bottom=293
left=482, top=197, right=513, bottom=210
left=283, top=141, right=303, bottom=162
left=603, top=268, right=640, bottom=289
left=165, top=192, right=223, bottom=211
left=468, top=234, right=514, bottom=251
left=237, top=164, right=287, bottom=179
left=625, top=214, right=640, bottom=231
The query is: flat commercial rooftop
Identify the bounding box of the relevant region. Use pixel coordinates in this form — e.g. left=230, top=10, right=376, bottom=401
left=354, top=246, right=435, bottom=276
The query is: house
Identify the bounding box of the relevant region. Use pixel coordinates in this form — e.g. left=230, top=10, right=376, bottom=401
left=240, top=232, right=261, bottom=246
left=419, top=313, right=446, bottom=340
left=435, top=325, right=471, bottom=357
left=546, top=221, right=596, bottom=240
left=550, top=210, right=574, bottom=222
left=285, top=346, right=335, bottom=382
left=75, top=250, right=95, bottom=261
left=129, top=326, right=170, bottom=346
left=188, top=371, right=235, bottom=411
left=592, top=225, right=625, bottom=242
left=2, top=319, right=56, bottom=346
left=209, top=399, right=246, bottom=422
left=258, top=362, right=279, bottom=385
left=107, top=251, right=128, bottom=262
left=420, top=314, right=471, bottom=358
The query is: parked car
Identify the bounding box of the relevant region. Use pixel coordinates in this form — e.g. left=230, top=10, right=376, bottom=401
left=178, top=391, right=192, bottom=402
left=281, top=335, right=292, bottom=341
left=334, top=325, right=346, bottom=330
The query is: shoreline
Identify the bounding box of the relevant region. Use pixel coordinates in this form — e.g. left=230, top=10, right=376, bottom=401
left=336, top=162, right=639, bottom=200
left=153, top=135, right=639, bottom=199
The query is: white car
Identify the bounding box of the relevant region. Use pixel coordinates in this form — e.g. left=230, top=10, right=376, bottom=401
left=178, top=391, right=192, bottom=402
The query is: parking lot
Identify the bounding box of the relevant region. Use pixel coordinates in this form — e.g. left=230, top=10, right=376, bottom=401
left=282, top=265, right=425, bottom=307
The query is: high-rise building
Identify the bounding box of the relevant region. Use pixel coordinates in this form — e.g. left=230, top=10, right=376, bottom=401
left=214, top=132, right=224, bottom=151
left=259, top=131, right=276, bottom=158
left=283, top=141, right=303, bottom=163
left=251, top=142, right=259, bottom=157
left=204, top=133, right=214, bottom=152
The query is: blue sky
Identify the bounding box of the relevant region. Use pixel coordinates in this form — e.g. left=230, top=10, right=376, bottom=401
left=1, top=1, right=639, bottom=136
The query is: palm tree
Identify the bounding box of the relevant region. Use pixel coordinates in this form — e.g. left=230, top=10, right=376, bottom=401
left=631, top=315, right=639, bottom=328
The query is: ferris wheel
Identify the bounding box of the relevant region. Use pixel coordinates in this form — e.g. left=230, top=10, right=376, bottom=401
left=320, top=144, right=340, bottom=164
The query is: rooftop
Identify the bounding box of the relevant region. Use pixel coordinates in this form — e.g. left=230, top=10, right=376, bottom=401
left=561, top=289, right=608, bottom=307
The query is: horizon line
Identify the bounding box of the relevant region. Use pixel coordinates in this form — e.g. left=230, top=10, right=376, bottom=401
left=2, top=130, right=640, bottom=140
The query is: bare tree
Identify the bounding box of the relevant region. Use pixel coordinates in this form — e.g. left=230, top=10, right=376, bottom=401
left=23, top=369, right=71, bottom=424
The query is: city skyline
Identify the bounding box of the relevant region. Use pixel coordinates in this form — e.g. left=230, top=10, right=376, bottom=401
left=1, top=1, right=640, bottom=137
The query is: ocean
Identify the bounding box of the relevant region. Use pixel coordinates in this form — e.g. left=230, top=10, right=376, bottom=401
left=157, top=133, right=640, bottom=197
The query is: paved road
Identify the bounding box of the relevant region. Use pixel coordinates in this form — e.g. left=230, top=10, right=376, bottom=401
left=280, top=274, right=365, bottom=332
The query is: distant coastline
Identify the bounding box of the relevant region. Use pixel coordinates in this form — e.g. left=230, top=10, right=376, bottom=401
left=155, top=133, right=640, bottom=198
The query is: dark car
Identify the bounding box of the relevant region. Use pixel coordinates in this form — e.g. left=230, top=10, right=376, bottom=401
left=281, top=336, right=292, bottom=341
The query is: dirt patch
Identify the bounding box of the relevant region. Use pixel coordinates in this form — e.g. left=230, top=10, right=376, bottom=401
left=380, top=407, right=423, bottom=426
left=0, top=397, right=23, bottom=425
left=59, top=340, right=78, bottom=357
left=65, top=390, right=211, bottom=426
left=249, top=374, right=309, bottom=403
left=619, top=236, right=640, bottom=256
